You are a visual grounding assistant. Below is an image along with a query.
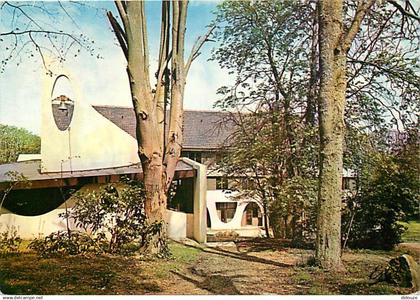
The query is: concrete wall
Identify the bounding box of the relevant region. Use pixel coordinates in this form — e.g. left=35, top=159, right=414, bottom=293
left=186, top=213, right=194, bottom=239
left=0, top=207, right=75, bottom=239
left=41, top=69, right=139, bottom=173
left=0, top=183, right=192, bottom=241
left=166, top=210, right=187, bottom=241
left=207, top=190, right=264, bottom=231
left=181, top=158, right=207, bottom=243
left=0, top=205, right=190, bottom=241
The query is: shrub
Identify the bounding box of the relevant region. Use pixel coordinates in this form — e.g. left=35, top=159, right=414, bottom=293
left=269, top=177, right=317, bottom=242
left=214, top=230, right=239, bottom=239
left=0, top=226, right=22, bottom=254
left=72, top=179, right=166, bottom=253
left=342, top=147, right=418, bottom=250
left=29, top=230, right=105, bottom=257
left=30, top=178, right=166, bottom=256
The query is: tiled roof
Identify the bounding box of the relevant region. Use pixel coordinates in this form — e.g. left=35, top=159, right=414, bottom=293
left=93, top=106, right=234, bottom=150
left=182, top=110, right=234, bottom=150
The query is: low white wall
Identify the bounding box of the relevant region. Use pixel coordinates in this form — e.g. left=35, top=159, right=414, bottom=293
left=0, top=206, right=189, bottom=241
left=166, top=209, right=187, bottom=241
left=0, top=208, right=76, bottom=239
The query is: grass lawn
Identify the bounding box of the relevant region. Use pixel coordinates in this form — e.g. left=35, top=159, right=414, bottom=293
left=0, top=242, right=201, bottom=295
left=293, top=249, right=413, bottom=295
left=400, top=221, right=420, bottom=242
left=0, top=239, right=416, bottom=295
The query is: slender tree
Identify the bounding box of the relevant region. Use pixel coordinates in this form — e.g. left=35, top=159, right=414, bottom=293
left=212, top=1, right=319, bottom=240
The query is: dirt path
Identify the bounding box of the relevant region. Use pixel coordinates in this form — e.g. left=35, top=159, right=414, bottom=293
left=159, top=242, right=313, bottom=295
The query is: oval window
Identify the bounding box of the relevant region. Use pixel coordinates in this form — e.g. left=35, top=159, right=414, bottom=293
left=51, top=75, right=75, bottom=131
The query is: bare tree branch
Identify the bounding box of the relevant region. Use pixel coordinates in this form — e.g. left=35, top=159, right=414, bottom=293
left=107, top=11, right=128, bottom=60
left=3, top=1, right=43, bottom=30
left=388, top=0, right=420, bottom=22
left=185, top=24, right=216, bottom=75
left=115, top=0, right=128, bottom=26
left=58, top=0, right=81, bottom=30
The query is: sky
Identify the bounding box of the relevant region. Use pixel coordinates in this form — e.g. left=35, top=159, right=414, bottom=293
left=0, top=0, right=232, bottom=134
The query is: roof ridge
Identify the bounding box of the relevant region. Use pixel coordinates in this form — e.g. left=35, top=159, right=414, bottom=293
left=92, top=105, right=230, bottom=114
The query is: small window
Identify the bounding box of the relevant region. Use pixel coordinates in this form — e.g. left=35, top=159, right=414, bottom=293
left=241, top=178, right=255, bottom=190
left=216, top=177, right=229, bottom=190
left=181, top=151, right=202, bottom=163
left=216, top=153, right=224, bottom=163
left=216, top=202, right=237, bottom=223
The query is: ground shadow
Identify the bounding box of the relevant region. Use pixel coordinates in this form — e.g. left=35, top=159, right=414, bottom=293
left=235, top=237, right=290, bottom=253
left=173, top=240, right=293, bottom=268
left=171, top=269, right=242, bottom=295
left=0, top=254, right=162, bottom=295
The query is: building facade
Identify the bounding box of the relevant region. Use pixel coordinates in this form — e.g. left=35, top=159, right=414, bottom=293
left=94, top=107, right=267, bottom=237
left=0, top=73, right=209, bottom=242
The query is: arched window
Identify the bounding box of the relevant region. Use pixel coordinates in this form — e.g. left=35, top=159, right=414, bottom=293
left=242, top=202, right=262, bottom=226
left=51, top=75, right=75, bottom=131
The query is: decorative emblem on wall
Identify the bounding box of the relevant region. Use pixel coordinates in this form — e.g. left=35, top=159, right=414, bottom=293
left=51, top=75, right=75, bottom=131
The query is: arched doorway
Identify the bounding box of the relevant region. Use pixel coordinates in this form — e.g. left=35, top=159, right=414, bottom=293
left=241, top=202, right=263, bottom=227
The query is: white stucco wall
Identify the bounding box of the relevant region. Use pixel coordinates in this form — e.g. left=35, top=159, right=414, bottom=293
left=17, top=154, right=42, bottom=162
left=166, top=210, right=187, bottom=241
left=41, top=69, right=139, bottom=173
left=0, top=205, right=189, bottom=241
left=0, top=207, right=75, bottom=239
left=181, top=158, right=207, bottom=243
left=206, top=190, right=264, bottom=231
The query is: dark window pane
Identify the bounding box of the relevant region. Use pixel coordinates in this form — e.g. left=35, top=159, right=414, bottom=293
left=216, top=202, right=237, bottom=223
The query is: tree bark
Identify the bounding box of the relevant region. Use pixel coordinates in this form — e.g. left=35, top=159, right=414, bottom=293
left=316, top=0, right=346, bottom=270
left=262, top=199, right=270, bottom=238
left=108, top=0, right=214, bottom=254
left=316, top=0, right=374, bottom=269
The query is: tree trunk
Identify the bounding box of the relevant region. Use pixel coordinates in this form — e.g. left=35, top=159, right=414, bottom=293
left=109, top=0, right=212, bottom=255
left=121, top=1, right=169, bottom=254
left=316, top=0, right=346, bottom=270
left=262, top=200, right=270, bottom=238
left=316, top=0, right=375, bottom=270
